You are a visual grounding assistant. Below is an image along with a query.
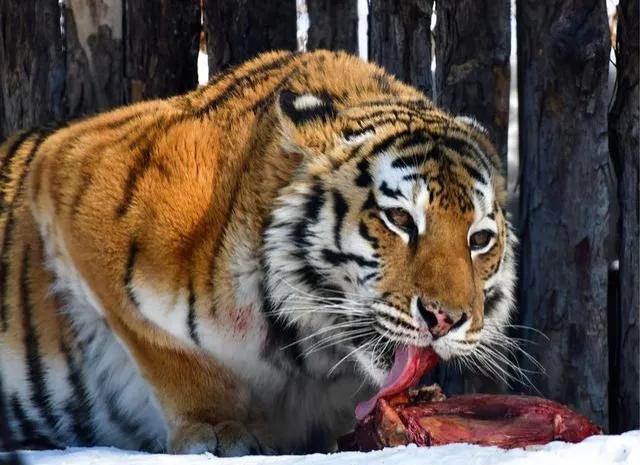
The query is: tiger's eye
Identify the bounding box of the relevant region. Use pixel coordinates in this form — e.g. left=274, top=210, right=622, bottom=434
left=384, top=208, right=416, bottom=232
left=470, top=230, right=494, bottom=251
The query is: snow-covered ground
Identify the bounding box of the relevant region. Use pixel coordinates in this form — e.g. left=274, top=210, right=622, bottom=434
left=14, top=431, right=640, bottom=465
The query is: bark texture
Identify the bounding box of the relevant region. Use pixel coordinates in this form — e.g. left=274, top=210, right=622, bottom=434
left=0, top=0, right=65, bottom=140
left=608, top=0, right=640, bottom=433
left=516, top=0, right=614, bottom=428
left=63, top=0, right=125, bottom=117
left=368, top=0, right=434, bottom=96
left=124, top=0, right=201, bottom=102
left=204, top=0, right=297, bottom=76
left=306, top=0, right=358, bottom=54
left=435, top=0, right=511, bottom=168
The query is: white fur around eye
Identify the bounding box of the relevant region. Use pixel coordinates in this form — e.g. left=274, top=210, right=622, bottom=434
left=380, top=211, right=411, bottom=244
left=468, top=217, right=498, bottom=257
left=470, top=235, right=496, bottom=257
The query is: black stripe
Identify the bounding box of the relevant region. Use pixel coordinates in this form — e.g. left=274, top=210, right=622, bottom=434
left=342, top=115, right=407, bottom=140
left=1, top=130, right=52, bottom=331
left=397, top=132, right=431, bottom=151
left=332, top=190, right=348, bottom=250
left=402, top=173, right=428, bottom=182
left=67, top=112, right=151, bottom=208
left=70, top=170, right=93, bottom=219
left=444, top=136, right=494, bottom=173
left=115, top=148, right=152, bottom=218
left=366, top=130, right=408, bottom=157
left=378, top=314, right=419, bottom=333
left=379, top=181, right=405, bottom=200
left=10, top=395, right=37, bottom=442
left=293, top=261, right=328, bottom=290
left=373, top=320, right=416, bottom=339
left=1, top=128, right=57, bottom=331
left=11, top=394, right=58, bottom=450
left=247, top=56, right=328, bottom=119
left=124, top=240, right=139, bottom=306
left=353, top=98, right=429, bottom=111
left=260, top=277, right=306, bottom=372
left=358, top=220, right=379, bottom=250
left=484, top=287, right=505, bottom=316
left=341, top=125, right=376, bottom=140
left=320, top=249, right=378, bottom=268
left=361, top=191, right=377, bottom=212
left=187, top=281, right=200, bottom=346
left=460, top=161, right=488, bottom=184
left=97, top=375, right=156, bottom=452
left=355, top=158, right=372, bottom=187
left=59, top=337, right=96, bottom=446
left=0, top=129, right=38, bottom=207
left=391, top=145, right=447, bottom=169
left=346, top=107, right=438, bottom=126
left=0, top=373, right=16, bottom=452
left=291, top=183, right=325, bottom=248
left=195, top=53, right=297, bottom=117
left=361, top=271, right=380, bottom=283
left=20, top=247, right=60, bottom=435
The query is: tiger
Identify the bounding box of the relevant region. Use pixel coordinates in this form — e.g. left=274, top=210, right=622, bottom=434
left=0, top=50, right=516, bottom=456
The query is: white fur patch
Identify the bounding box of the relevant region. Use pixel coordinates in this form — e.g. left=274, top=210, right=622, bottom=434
left=131, top=284, right=194, bottom=345
left=293, top=94, right=325, bottom=110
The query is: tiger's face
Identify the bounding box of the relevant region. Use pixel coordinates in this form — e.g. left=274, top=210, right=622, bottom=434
left=264, top=91, right=516, bottom=385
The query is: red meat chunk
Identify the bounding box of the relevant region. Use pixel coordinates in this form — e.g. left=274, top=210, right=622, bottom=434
left=341, top=386, right=601, bottom=451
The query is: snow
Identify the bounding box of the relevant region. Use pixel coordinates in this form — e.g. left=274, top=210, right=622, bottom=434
left=15, top=431, right=640, bottom=465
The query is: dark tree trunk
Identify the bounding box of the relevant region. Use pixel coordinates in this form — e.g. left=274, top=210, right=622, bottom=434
left=124, top=0, right=201, bottom=102
left=63, top=0, right=125, bottom=118
left=516, top=0, right=614, bottom=428
left=608, top=0, right=639, bottom=433
left=368, top=0, right=434, bottom=97
left=203, top=0, right=297, bottom=76
left=306, top=0, right=358, bottom=54
left=0, top=0, right=65, bottom=140
left=435, top=0, right=511, bottom=168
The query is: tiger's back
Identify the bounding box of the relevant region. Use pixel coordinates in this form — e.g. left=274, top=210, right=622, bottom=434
left=0, top=50, right=514, bottom=455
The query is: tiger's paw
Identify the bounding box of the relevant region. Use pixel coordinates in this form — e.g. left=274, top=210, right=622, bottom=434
left=170, top=421, right=264, bottom=457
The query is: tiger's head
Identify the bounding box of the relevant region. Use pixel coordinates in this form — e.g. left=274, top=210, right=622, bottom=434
left=263, top=89, right=516, bottom=389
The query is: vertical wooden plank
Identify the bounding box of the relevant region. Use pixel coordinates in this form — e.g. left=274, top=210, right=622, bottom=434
left=306, top=0, right=358, bottom=54
left=64, top=0, right=124, bottom=117
left=608, top=0, right=639, bottom=433
left=367, top=0, right=434, bottom=96
left=435, top=0, right=511, bottom=168
left=124, top=0, right=201, bottom=102
left=0, top=0, right=64, bottom=139
left=517, top=0, right=614, bottom=428
left=203, top=0, right=297, bottom=76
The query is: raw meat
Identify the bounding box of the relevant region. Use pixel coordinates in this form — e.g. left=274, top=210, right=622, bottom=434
left=342, top=386, right=601, bottom=451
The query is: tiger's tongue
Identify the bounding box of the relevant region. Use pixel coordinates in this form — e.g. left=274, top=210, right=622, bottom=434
left=355, top=346, right=439, bottom=421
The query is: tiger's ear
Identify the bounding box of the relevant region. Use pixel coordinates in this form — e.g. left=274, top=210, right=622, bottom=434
left=277, top=90, right=337, bottom=127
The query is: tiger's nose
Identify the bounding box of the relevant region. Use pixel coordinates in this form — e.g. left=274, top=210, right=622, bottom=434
left=416, top=298, right=468, bottom=338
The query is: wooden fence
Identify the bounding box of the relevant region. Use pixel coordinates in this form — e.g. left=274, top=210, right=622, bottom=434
left=0, top=0, right=637, bottom=434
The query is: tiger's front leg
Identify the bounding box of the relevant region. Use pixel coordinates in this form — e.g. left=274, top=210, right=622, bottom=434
left=26, top=149, right=272, bottom=456
left=76, top=296, right=273, bottom=457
